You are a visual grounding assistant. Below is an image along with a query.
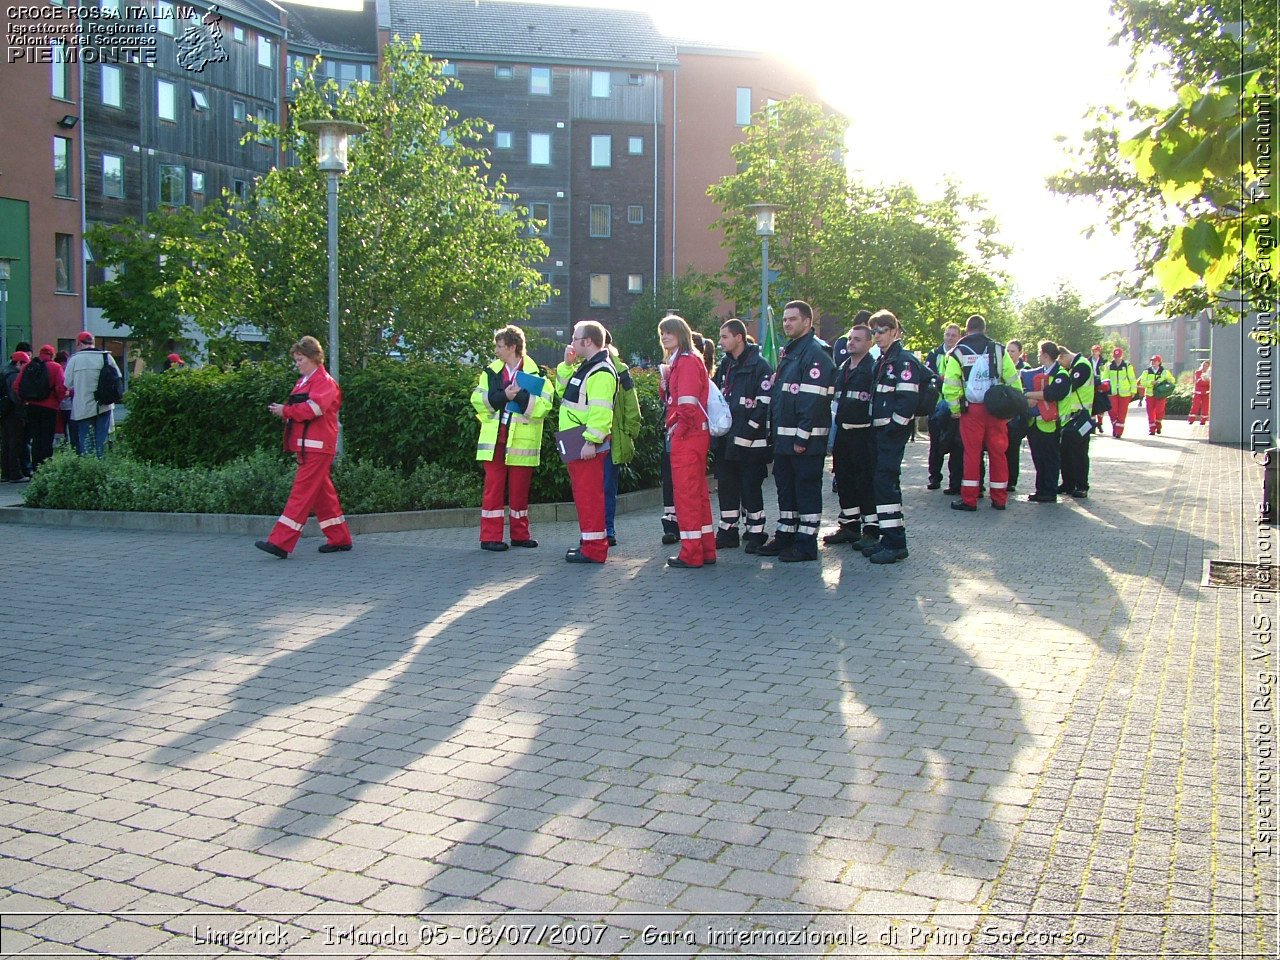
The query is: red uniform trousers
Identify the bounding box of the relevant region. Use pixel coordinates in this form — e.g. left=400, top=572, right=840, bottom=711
left=568, top=455, right=609, bottom=562
left=1146, top=397, right=1167, bottom=434
left=670, top=426, right=716, bottom=566
left=1108, top=395, right=1131, bottom=437
left=959, top=403, right=1010, bottom=507
left=1190, top=392, right=1209, bottom=424
left=480, top=425, right=533, bottom=542
left=267, top=453, right=352, bottom=553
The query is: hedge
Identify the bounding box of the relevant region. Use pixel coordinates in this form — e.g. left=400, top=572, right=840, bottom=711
left=23, top=448, right=484, bottom=514
left=114, top=358, right=666, bottom=504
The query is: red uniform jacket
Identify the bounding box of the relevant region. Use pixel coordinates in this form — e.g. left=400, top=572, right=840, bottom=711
left=664, top=351, right=709, bottom=436
left=1193, top=370, right=1210, bottom=395
left=283, top=366, right=341, bottom=457
left=13, top=359, right=67, bottom=412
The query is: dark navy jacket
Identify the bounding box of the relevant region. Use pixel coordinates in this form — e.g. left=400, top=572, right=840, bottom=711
left=713, top=342, right=774, bottom=463
left=771, top=330, right=835, bottom=456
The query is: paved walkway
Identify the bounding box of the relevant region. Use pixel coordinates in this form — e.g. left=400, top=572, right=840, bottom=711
left=0, top=422, right=1273, bottom=957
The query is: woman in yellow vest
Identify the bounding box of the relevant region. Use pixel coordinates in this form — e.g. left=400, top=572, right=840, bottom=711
left=1138, top=354, right=1177, bottom=435
left=471, top=325, right=551, bottom=551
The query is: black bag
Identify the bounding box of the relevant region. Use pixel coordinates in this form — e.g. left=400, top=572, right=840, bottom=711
left=18, top=357, right=52, bottom=401
left=94, top=353, right=125, bottom=405
left=984, top=383, right=1026, bottom=420
left=1090, top=382, right=1111, bottom=416
left=906, top=353, right=942, bottom=418
left=0, top=368, right=18, bottom=417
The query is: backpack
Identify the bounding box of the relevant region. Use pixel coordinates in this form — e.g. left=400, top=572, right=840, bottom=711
left=94, top=352, right=125, bottom=405
left=610, top=363, right=642, bottom=465
left=0, top=367, right=18, bottom=417
left=704, top=380, right=732, bottom=437
left=906, top=352, right=942, bottom=418
left=18, top=357, right=52, bottom=401
left=957, top=341, right=1006, bottom=403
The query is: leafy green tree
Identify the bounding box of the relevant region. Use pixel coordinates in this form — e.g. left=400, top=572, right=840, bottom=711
left=176, top=37, right=552, bottom=371
left=611, top=271, right=718, bottom=366
left=1013, top=285, right=1102, bottom=356
left=1050, top=1, right=1277, bottom=318
left=86, top=207, right=206, bottom=367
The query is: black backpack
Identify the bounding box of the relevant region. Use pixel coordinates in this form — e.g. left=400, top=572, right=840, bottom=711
left=94, top=353, right=125, bottom=405
left=18, top=357, right=52, bottom=401
left=0, top=367, right=19, bottom=417
left=906, top=352, right=942, bottom=418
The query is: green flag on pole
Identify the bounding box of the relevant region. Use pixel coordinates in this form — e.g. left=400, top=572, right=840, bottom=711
left=759, top=305, right=780, bottom=368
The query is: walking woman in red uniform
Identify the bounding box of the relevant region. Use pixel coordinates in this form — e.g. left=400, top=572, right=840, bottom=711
left=256, top=336, right=353, bottom=558
left=660, top=315, right=715, bottom=569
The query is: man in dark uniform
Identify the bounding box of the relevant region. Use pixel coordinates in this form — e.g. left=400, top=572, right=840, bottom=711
left=712, top=319, right=774, bottom=552
left=758, top=300, right=834, bottom=563
left=1021, top=340, right=1069, bottom=503
left=824, top=322, right=877, bottom=549
left=863, top=311, right=917, bottom=564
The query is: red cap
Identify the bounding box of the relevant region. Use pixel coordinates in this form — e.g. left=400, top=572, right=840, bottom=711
left=76, top=331, right=94, bottom=345
left=11, top=351, right=30, bottom=363
left=38, top=344, right=55, bottom=358
left=1112, top=348, right=1123, bottom=359
left=1151, top=354, right=1162, bottom=364
left=167, top=353, right=183, bottom=364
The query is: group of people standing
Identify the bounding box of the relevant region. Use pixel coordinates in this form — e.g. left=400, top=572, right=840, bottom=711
left=251, top=307, right=1206, bottom=567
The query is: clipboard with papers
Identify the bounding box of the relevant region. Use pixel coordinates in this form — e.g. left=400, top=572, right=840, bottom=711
left=556, top=425, right=610, bottom=463
left=1033, top=372, right=1057, bottom=421
left=504, top=370, right=548, bottom=414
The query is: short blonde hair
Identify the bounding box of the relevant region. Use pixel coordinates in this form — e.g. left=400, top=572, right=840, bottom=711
left=291, top=335, right=325, bottom=365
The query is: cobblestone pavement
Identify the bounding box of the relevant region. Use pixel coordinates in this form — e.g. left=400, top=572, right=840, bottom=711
left=0, top=422, right=1273, bottom=958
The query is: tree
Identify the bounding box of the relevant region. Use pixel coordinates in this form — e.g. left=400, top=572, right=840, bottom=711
left=175, top=37, right=552, bottom=371
left=612, top=271, right=717, bottom=366
left=1013, top=285, right=1102, bottom=356
left=86, top=206, right=206, bottom=367
left=1050, top=1, right=1277, bottom=319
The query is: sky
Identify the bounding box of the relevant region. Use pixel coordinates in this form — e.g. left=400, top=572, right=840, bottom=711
left=307, top=0, right=1173, bottom=309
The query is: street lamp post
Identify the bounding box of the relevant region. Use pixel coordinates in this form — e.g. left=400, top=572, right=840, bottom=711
left=298, top=118, right=366, bottom=456
left=746, top=203, right=780, bottom=362
left=0, top=257, right=17, bottom=365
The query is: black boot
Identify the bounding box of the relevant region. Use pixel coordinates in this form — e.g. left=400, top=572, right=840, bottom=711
left=756, top=533, right=793, bottom=557
left=715, top=527, right=740, bottom=549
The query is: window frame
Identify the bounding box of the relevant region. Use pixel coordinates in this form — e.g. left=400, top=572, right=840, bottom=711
left=232, top=98, right=246, bottom=122
left=101, top=63, right=122, bottom=108
left=590, top=70, right=610, bottom=98
left=156, top=0, right=175, bottom=35
left=51, top=42, right=70, bottom=99
left=102, top=153, right=124, bottom=199
left=530, top=202, right=551, bottom=235
left=53, top=136, right=73, bottom=197
left=590, top=134, right=611, bottom=169
left=494, top=130, right=513, bottom=150
left=257, top=35, right=274, bottom=69
left=528, top=132, right=551, bottom=166
left=158, top=163, right=186, bottom=206
left=736, top=86, right=753, bottom=125
left=627, top=205, right=644, bottom=225
left=529, top=66, right=551, bottom=96
left=495, top=64, right=513, bottom=80
left=191, top=169, right=205, bottom=195
left=588, top=273, right=611, bottom=308
left=157, top=79, right=176, bottom=122
left=190, top=88, right=209, bottom=111
left=54, top=233, right=75, bottom=293
left=232, top=24, right=245, bottom=43
left=627, top=274, right=643, bottom=294
left=628, top=136, right=643, bottom=156
left=589, top=204, right=611, bottom=238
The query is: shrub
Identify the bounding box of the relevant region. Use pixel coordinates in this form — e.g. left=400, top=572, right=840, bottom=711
left=117, top=358, right=667, bottom=503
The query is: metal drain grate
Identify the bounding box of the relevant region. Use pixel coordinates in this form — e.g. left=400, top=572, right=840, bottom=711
left=1204, top=560, right=1279, bottom=590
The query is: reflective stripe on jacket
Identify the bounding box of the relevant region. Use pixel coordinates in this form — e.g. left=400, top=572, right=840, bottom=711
left=556, top=351, right=617, bottom=445
left=471, top=355, right=551, bottom=466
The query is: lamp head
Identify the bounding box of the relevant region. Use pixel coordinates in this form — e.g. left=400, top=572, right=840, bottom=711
left=747, top=202, right=781, bottom=237
left=298, top=119, right=368, bottom=173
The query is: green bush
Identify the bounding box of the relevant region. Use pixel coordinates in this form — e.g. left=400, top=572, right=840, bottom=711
left=116, top=358, right=667, bottom=503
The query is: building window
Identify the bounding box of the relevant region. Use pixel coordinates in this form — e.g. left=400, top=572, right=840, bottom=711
left=158, top=79, right=176, bottom=121
left=101, top=63, right=122, bottom=107
left=102, top=154, right=124, bottom=198
left=589, top=274, right=610, bottom=307
left=736, top=86, right=752, bottom=125
left=590, top=70, right=610, bottom=98
left=55, top=234, right=74, bottom=292
left=589, top=204, right=611, bottom=238
left=529, top=132, right=550, bottom=166
left=257, top=105, right=274, bottom=144
left=628, top=136, right=643, bottom=156
left=190, top=88, right=209, bottom=111
left=156, top=0, right=175, bottom=35
left=497, top=200, right=514, bottom=216
left=232, top=99, right=246, bottom=122
left=191, top=170, right=205, bottom=194
left=257, top=35, right=274, bottom=69
left=99, top=0, right=120, bottom=13
left=232, top=178, right=248, bottom=200
left=628, top=274, right=643, bottom=294
left=440, top=62, right=456, bottom=77
left=628, top=73, right=643, bottom=85
left=530, top=66, right=551, bottom=96
left=494, top=130, right=512, bottom=150
left=530, top=202, right=550, bottom=234
left=159, top=163, right=185, bottom=205
left=53, top=137, right=72, bottom=197
left=232, top=24, right=245, bottom=43
left=495, top=65, right=513, bottom=80
left=627, top=205, right=644, bottom=225
left=51, top=42, right=70, bottom=99
left=590, top=135, right=611, bottom=168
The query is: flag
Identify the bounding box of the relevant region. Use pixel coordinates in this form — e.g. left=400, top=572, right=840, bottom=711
left=759, top=305, right=780, bottom=368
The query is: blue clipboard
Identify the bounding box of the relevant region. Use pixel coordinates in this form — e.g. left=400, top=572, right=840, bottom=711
left=505, top=370, right=547, bottom=414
